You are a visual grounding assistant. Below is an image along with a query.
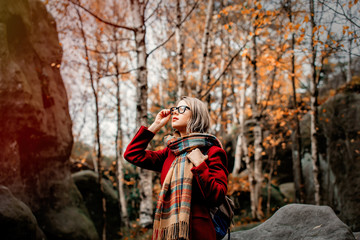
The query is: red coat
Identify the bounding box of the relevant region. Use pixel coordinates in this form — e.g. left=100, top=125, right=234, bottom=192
left=124, top=126, right=228, bottom=240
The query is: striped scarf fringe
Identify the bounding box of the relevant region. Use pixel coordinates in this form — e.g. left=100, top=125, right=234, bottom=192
left=153, top=221, right=190, bottom=240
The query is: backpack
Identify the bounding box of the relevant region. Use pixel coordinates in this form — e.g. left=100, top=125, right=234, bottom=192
left=210, top=195, right=235, bottom=240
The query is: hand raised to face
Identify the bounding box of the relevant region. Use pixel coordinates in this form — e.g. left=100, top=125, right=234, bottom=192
left=148, top=109, right=171, bottom=133
left=155, top=109, right=172, bottom=126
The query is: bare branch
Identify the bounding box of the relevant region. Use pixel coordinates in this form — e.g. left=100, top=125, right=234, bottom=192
left=146, top=0, right=200, bottom=57
left=200, top=43, right=247, bottom=100
left=145, top=0, right=163, bottom=22
left=87, top=48, right=136, bottom=55
left=318, top=0, right=360, bottom=29
left=68, top=0, right=136, bottom=31
left=146, top=31, right=176, bottom=58
left=103, top=67, right=140, bottom=76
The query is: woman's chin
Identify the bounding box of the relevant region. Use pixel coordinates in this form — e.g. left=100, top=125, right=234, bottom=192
left=172, top=125, right=183, bottom=132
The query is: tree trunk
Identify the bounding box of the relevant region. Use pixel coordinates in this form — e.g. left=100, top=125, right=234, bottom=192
left=128, top=0, right=153, bottom=227
left=75, top=7, right=107, bottom=239
left=196, top=0, right=214, bottom=97
left=233, top=56, right=247, bottom=176
left=205, top=32, right=214, bottom=113
left=266, top=143, right=275, bottom=217
left=347, top=37, right=352, bottom=83
left=309, top=0, right=321, bottom=205
left=286, top=0, right=305, bottom=203
left=115, top=79, right=129, bottom=228
left=230, top=73, right=240, bottom=126
left=249, top=23, right=264, bottom=220
left=113, top=30, right=129, bottom=228
left=176, top=0, right=185, bottom=98
left=218, top=54, right=226, bottom=136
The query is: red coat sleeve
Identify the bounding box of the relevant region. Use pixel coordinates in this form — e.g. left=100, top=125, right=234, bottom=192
left=191, top=146, right=228, bottom=206
left=123, top=126, right=168, bottom=172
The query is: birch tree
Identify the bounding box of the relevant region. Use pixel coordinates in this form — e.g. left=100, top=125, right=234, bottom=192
left=176, top=0, right=186, bottom=98
left=126, top=0, right=154, bottom=227
left=74, top=6, right=107, bottom=239
left=249, top=17, right=265, bottom=220
left=110, top=1, right=130, bottom=226
left=309, top=0, right=322, bottom=205
left=283, top=0, right=305, bottom=203
left=196, top=0, right=215, bottom=97
left=307, top=0, right=340, bottom=205
left=233, top=56, right=249, bottom=176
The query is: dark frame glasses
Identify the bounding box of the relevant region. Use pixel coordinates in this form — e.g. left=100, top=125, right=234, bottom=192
left=170, top=106, right=190, bottom=115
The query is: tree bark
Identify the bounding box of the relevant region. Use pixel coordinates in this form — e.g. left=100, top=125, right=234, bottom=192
left=128, top=0, right=153, bottom=227
left=176, top=0, right=185, bottom=98
left=266, top=143, right=275, bottom=217
left=347, top=37, right=352, bottom=83
left=286, top=0, right=305, bottom=203
left=309, top=0, right=321, bottom=205
left=196, top=0, right=214, bottom=97
left=75, top=6, right=106, bottom=239
left=233, top=56, right=248, bottom=176
left=113, top=28, right=129, bottom=228
left=205, top=31, right=214, bottom=113
left=249, top=22, right=264, bottom=220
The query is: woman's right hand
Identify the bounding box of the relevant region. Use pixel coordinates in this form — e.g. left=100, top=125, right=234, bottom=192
left=148, top=109, right=171, bottom=134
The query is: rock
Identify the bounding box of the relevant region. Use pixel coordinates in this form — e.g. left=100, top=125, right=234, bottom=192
left=0, top=186, right=46, bottom=240
left=300, top=92, right=360, bottom=231
left=319, top=93, right=360, bottom=231
left=72, top=170, right=121, bottom=239
left=229, top=204, right=356, bottom=240
left=36, top=180, right=99, bottom=240
left=41, top=207, right=98, bottom=240
left=0, top=0, right=99, bottom=239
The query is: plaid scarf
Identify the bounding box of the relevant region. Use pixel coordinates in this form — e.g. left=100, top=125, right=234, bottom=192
left=153, top=133, right=222, bottom=240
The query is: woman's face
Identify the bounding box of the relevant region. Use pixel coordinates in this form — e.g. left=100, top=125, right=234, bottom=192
left=171, top=100, right=191, bottom=134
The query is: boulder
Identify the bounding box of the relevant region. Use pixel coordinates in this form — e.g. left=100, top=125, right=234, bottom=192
left=229, top=204, right=356, bottom=240
left=40, top=207, right=98, bottom=240
left=72, top=170, right=121, bottom=239
left=0, top=0, right=99, bottom=239
left=299, top=92, right=360, bottom=231
left=0, top=186, right=46, bottom=240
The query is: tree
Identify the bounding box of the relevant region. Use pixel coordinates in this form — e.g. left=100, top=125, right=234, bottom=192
left=282, top=0, right=305, bottom=203
left=176, top=0, right=186, bottom=98
left=196, top=0, right=215, bottom=97
left=233, top=56, right=250, bottom=176
left=125, top=0, right=154, bottom=227
left=318, top=0, right=360, bottom=83
left=111, top=1, right=130, bottom=227
left=75, top=5, right=107, bottom=239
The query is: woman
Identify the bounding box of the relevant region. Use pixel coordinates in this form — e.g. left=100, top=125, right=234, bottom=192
left=124, top=96, right=228, bottom=240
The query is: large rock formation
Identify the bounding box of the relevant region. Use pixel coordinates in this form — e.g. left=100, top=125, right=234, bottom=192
left=0, top=186, right=46, bottom=240
left=300, top=91, right=360, bottom=231
left=229, top=204, right=356, bottom=240
left=0, top=0, right=98, bottom=239
left=72, top=170, right=121, bottom=240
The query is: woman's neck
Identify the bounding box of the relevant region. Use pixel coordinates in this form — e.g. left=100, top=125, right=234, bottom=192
left=177, top=129, right=187, bottom=137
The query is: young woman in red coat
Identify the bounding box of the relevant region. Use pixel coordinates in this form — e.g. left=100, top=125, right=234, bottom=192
left=124, top=96, right=228, bottom=240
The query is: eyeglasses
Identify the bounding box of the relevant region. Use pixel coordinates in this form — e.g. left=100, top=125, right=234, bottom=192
left=170, top=106, right=190, bottom=115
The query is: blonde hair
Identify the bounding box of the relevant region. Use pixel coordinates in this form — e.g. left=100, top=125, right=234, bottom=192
left=177, top=96, right=210, bottom=134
